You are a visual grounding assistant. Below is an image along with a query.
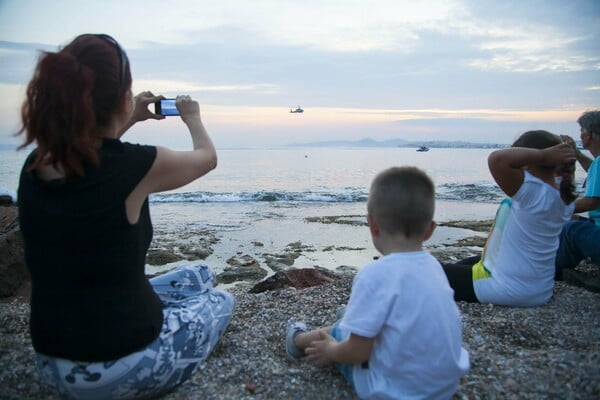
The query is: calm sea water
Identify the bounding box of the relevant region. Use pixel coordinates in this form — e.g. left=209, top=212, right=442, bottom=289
left=0, top=146, right=586, bottom=273
left=0, top=146, right=505, bottom=210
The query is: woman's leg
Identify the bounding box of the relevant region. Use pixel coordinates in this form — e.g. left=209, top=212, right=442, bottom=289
left=34, top=264, right=235, bottom=399
left=150, top=263, right=216, bottom=303
left=441, top=256, right=480, bottom=303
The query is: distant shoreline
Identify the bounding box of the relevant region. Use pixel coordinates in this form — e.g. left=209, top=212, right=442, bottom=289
left=286, top=138, right=508, bottom=149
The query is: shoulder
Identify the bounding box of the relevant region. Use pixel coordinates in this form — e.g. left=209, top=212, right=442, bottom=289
left=101, top=139, right=157, bottom=169
left=105, top=139, right=156, bottom=158
left=512, top=171, right=552, bottom=200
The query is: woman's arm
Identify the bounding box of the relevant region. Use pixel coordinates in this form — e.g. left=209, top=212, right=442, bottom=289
left=304, top=331, right=374, bottom=366
left=143, top=96, right=217, bottom=193
left=488, top=144, right=576, bottom=197
left=125, top=95, right=217, bottom=223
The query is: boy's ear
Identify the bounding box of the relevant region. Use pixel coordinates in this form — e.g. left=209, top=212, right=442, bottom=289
left=422, top=220, right=436, bottom=241
left=367, top=214, right=379, bottom=237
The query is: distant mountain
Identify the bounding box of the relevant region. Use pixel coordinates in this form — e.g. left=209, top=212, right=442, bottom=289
left=286, top=138, right=506, bottom=149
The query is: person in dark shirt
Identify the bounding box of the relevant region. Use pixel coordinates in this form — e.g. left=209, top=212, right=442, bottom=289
left=16, top=33, right=235, bottom=399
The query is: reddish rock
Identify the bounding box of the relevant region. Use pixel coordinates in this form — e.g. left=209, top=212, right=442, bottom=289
left=249, top=267, right=340, bottom=293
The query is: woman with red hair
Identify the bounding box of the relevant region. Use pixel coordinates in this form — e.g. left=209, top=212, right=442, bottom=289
left=17, top=33, right=234, bottom=399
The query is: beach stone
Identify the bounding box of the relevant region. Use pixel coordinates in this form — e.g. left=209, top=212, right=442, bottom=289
left=439, top=219, right=493, bottom=232
left=248, top=267, right=341, bottom=293
left=0, top=206, right=27, bottom=298
left=217, top=254, right=267, bottom=284
left=146, top=249, right=184, bottom=265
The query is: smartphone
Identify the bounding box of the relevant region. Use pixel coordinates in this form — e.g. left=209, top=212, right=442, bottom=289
left=154, top=98, right=180, bottom=116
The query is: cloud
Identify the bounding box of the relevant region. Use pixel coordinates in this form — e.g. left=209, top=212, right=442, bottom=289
left=133, top=79, right=280, bottom=95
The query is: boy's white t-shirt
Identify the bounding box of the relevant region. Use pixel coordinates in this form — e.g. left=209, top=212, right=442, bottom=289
left=340, top=251, right=470, bottom=400
left=473, top=172, right=574, bottom=306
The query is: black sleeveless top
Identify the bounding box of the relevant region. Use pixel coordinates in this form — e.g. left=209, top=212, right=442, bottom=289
left=18, top=138, right=163, bottom=362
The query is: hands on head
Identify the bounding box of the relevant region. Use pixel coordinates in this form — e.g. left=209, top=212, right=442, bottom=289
left=542, top=143, right=577, bottom=167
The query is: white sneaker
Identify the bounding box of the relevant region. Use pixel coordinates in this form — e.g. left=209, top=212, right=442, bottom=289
left=285, top=319, right=308, bottom=360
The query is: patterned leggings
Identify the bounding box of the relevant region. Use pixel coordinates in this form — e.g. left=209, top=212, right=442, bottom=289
left=34, top=263, right=235, bottom=400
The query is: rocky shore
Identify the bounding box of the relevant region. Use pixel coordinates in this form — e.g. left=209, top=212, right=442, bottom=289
left=1, top=203, right=599, bottom=399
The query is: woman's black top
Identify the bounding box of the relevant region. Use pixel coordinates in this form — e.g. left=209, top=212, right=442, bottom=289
left=18, top=138, right=163, bottom=362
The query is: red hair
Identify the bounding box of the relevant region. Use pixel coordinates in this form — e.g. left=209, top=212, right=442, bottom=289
left=16, top=34, right=132, bottom=177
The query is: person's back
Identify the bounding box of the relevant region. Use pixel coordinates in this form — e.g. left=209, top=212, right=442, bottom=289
left=441, top=130, right=577, bottom=307
left=19, top=140, right=163, bottom=360
left=345, top=251, right=468, bottom=399
left=286, top=166, right=469, bottom=399
left=16, top=33, right=235, bottom=399
left=474, top=171, right=573, bottom=306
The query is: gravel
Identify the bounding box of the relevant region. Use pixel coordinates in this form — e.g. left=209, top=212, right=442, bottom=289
left=1, top=276, right=599, bottom=400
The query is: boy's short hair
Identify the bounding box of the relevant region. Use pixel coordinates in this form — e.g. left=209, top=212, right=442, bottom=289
left=367, top=166, right=435, bottom=238
left=577, top=110, right=600, bottom=139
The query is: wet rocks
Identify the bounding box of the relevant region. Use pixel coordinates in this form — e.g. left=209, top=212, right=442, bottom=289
left=217, top=254, right=267, bottom=284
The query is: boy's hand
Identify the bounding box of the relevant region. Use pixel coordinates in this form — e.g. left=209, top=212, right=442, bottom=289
left=305, top=331, right=336, bottom=367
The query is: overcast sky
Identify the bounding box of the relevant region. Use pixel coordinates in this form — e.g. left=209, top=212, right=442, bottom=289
left=0, top=0, right=598, bottom=148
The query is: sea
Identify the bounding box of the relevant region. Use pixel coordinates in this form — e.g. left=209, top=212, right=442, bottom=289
left=0, top=146, right=587, bottom=276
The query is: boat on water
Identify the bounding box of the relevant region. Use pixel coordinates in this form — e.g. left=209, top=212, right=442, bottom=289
left=416, top=146, right=430, bottom=152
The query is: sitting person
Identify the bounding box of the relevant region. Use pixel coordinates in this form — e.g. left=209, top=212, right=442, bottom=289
left=441, top=130, right=577, bottom=306
left=16, top=33, right=234, bottom=399
left=556, top=110, right=600, bottom=293
left=285, top=166, right=470, bottom=399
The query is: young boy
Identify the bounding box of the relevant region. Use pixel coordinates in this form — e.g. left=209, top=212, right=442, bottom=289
left=285, top=166, right=470, bottom=399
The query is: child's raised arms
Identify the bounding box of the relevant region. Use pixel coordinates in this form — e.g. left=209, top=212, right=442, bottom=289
left=488, top=143, right=576, bottom=197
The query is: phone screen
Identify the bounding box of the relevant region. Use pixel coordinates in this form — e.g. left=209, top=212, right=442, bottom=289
left=154, top=99, right=180, bottom=116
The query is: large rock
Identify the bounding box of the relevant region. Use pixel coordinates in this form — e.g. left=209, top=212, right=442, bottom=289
left=217, top=254, right=267, bottom=284
left=0, top=205, right=28, bottom=298
left=249, top=267, right=341, bottom=293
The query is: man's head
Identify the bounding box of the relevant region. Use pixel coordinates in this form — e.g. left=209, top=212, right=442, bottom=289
left=367, top=166, right=435, bottom=240
left=577, top=110, right=600, bottom=149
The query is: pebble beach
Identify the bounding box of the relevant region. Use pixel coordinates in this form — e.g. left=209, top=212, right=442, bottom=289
left=1, top=270, right=599, bottom=399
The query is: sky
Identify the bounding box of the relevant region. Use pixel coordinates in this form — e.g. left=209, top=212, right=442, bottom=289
left=0, top=0, right=599, bottom=149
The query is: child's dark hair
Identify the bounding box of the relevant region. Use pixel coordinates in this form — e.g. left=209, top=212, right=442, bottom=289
left=512, top=130, right=577, bottom=204
left=367, top=166, right=435, bottom=238
left=16, top=34, right=132, bottom=177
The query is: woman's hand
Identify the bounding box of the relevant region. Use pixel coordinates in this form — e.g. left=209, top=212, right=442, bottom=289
left=175, top=95, right=201, bottom=126
left=118, top=91, right=165, bottom=138
left=131, top=91, right=166, bottom=123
